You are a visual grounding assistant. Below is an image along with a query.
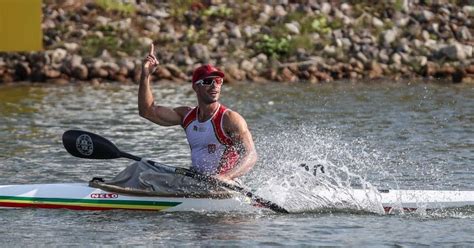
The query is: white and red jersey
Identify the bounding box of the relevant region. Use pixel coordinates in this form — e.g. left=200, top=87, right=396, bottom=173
left=182, top=104, right=240, bottom=175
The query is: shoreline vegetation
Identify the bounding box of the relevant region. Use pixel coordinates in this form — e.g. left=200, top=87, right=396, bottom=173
left=0, top=0, right=473, bottom=85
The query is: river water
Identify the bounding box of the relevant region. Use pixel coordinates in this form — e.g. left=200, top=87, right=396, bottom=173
left=0, top=81, right=473, bottom=246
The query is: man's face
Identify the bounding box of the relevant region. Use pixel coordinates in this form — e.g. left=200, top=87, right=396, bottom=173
left=194, top=77, right=223, bottom=104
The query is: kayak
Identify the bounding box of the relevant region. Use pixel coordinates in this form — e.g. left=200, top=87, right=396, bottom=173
left=0, top=183, right=256, bottom=212
left=0, top=183, right=473, bottom=213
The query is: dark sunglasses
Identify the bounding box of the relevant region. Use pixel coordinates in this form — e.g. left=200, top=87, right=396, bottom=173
left=195, top=77, right=223, bottom=86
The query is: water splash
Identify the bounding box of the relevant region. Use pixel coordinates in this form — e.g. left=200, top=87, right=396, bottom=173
left=249, top=124, right=395, bottom=214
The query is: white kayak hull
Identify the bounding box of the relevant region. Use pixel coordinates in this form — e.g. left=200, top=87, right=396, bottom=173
left=0, top=183, right=472, bottom=213
left=0, top=183, right=257, bottom=212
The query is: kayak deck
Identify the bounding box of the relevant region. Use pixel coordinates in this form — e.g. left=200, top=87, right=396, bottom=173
left=0, top=183, right=473, bottom=213
left=0, top=183, right=256, bottom=212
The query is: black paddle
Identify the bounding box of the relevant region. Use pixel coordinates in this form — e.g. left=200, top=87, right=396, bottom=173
left=62, top=130, right=289, bottom=214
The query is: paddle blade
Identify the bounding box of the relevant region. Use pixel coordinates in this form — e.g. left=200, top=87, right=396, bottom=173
left=62, top=130, right=121, bottom=159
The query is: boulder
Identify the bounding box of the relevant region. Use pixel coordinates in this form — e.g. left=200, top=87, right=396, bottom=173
left=72, top=65, right=88, bottom=80
left=189, top=44, right=210, bottom=62
left=285, top=22, right=300, bottom=35
left=439, top=43, right=466, bottom=60
left=15, top=63, right=31, bottom=80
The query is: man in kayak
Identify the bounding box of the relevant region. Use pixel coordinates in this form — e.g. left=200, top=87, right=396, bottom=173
left=138, top=44, right=257, bottom=184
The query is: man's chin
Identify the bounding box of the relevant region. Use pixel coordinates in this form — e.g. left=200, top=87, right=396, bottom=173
left=203, top=97, right=218, bottom=104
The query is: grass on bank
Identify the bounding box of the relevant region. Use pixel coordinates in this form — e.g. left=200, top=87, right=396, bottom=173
left=96, top=0, right=136, bottom=16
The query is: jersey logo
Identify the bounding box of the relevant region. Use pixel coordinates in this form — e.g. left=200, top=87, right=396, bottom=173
left=193, top=125, right=207, bottom=132
left=208, top=144, right=216, bottom=153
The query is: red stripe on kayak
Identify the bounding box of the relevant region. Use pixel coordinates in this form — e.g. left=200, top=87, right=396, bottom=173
left=0, top=202, right=160, bottom=211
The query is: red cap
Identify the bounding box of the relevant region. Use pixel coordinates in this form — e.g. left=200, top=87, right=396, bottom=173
left=192, top=64, right=225, bottom=84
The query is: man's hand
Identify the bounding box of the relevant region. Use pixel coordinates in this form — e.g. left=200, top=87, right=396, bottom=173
left=142, top=43, right=159, bottom=77
left=213, top=174, right=237, bottom=186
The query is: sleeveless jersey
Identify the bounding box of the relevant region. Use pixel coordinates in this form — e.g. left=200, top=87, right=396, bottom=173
left=182, top=104, right=239, bottom=175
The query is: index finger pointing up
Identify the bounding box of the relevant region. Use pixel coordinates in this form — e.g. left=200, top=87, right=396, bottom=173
left=149, top=43, right=154, bottom=55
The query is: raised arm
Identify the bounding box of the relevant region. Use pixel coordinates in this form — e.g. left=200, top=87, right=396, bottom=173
left=138, top=44, right=190, bottom=126
left=219, top=111, right=258, bottom=180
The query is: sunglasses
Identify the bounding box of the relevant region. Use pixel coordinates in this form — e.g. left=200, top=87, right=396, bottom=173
left=195, top=77, right=223, bottom=87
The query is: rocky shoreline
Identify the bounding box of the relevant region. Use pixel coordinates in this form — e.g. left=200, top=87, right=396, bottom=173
left=0, top=0, right=473, bottom=85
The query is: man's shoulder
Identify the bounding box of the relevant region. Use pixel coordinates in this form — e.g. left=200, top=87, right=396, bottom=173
left=222, top=108, right=247, bottom=129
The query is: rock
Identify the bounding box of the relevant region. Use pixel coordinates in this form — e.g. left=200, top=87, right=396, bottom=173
left=258, top=13, right=270, bottom=24
left=189, top=44, right=210, bottom=62
left=395, top=17, right=410, bottom=27
left=155, top=66, right=172, bottom=80
left=30, top=67, right=46, bottom=82
left=421, top=30, right=430, bottom=41
left=0, top=72, right=14, bottom=83
left=439, top=43, right=466, bottom=60
left=416, top=56, right=428, bottom=67
left=72, top=65, right=88, bottom=80
left=285, top=22, right=300, bottom=35
left=243, top=25, right=260, bottom=37
left=152, top=9, right=170, bottom=18
left=15, top=63, right=31, bottom=80
left=418, top=10, right=435, bottom=22
left=103, top=62, right=120, bottom=74
left=91, top=60, right=108, bottom=78
left=463, top=6, right=474, bottom=16
left=94, top=31, right=104, bottom=39
left=225, top=63, right=246, bottom=82
left=165, top=64, right=187, bottom=79
left=274, top=5, right=287, bottom=17
left=256, top=53, right=268, bottom=64
left=69, top=29, right=87, bottom=39
left=452, top=69, right=465, bottom=83
left=320, top=2, right=331, bottom=15
left=144, top=22, right=160, bottom=33
left=391, top=53, right=402, bottom=65
left=262, top=4, right=273, bottom=15
left=51, top=48, right=67, bottom=64
left=378, top=49, right=390, bottom=63
left=63, top=42, right=79, bottom=52
left=372, top=17, right=384, bottom=28
left=367, top=62, right=384, bottom=79
left=456, top=26, right=472, bottom=41
left=139, top=37, right=154, bottom=47
left=240, top=60, right=254, bottom=72
left=95, top=16, right=110, bottom=26
left=229, top=26, right=242, bottom=39
left=100, top=50, right=114, bottom=61
left=69, top=55, right=83, bottom=68
left=323, top=45, right=336, bottom=55
left=119, top=59, right=136, bottom=72
left=422, top=62, right=439, bottom=77
left=93, top=68, right=109, bottom=78
left=381, top=28, right=398, bottom=47
left=314, top=71, right=332, bottom=82
left=118, top=66, right=129, bottom=76
left=356, top=52, right=368, bottom=64
left=144, top=16, right=160, bottom=33
left=280, top=67, right=297, bottom=82
left=44, top=66, right=61, bottom=78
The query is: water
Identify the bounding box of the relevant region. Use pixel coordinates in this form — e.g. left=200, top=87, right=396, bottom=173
left=0, top=81, right=473, bottom=246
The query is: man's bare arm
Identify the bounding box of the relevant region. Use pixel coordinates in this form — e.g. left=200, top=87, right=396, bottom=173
left=138, top=44, right=189, bottom=126
left=220, top=111, right=258, bottom=179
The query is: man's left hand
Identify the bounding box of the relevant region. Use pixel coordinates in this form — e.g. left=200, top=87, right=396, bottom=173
left=213, top=174, right=236, bottom=185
